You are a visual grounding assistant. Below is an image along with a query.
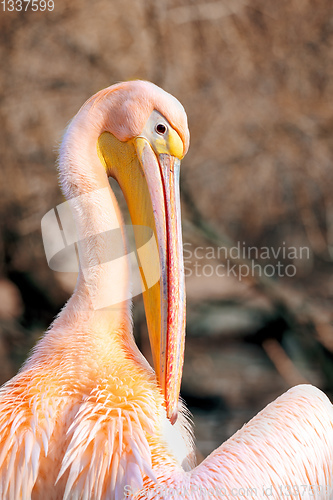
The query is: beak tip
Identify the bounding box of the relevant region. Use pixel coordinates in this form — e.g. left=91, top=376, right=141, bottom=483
left=169, top=410, right=178, bottom=425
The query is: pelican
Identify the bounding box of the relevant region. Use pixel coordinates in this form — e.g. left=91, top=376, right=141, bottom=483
left=0, top=80, right=332, bottom=500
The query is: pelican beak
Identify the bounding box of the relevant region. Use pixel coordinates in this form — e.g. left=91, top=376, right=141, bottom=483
left=134, top=138, right=185, bottom=424
left=97, top=132, right=185, bottom=424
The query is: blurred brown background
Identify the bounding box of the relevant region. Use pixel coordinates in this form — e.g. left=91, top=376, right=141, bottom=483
left=1, top=0, right=333, bottom=457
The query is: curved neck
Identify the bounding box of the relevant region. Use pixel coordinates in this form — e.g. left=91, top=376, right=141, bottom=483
left=56, top=99, right=131, bottom=335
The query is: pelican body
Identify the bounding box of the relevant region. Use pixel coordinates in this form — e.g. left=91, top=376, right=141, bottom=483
left=0, top=81, right=332, bottom=500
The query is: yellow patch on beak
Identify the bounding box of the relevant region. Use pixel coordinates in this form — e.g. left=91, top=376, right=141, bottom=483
left=154, top=126, right=184, bottom=159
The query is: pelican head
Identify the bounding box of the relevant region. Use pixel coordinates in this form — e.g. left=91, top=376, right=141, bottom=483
left=90, top=81, right=189, bottom=424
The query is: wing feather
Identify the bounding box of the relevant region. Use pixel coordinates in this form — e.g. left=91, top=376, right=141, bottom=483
left=0, top=373, right=57, bottom=500
left=60, top=397, right=156, bottom=500
left=190, top=385, right=333, bottom=498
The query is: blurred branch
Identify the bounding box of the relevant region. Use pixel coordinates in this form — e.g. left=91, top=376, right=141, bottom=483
left=262, top=338, right=309, bottom=386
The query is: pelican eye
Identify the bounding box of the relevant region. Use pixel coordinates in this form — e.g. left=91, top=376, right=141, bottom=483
left=155, top=123, right=167, bottom=135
